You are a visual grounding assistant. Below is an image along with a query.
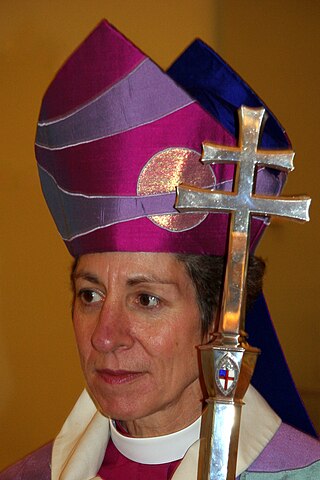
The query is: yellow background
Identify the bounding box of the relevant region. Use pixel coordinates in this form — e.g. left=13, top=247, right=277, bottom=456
left=1, top=0, right=319, bottom=469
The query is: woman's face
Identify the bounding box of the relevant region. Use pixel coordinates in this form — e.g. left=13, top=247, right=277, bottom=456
left=72, top=252, right=207, bottom=431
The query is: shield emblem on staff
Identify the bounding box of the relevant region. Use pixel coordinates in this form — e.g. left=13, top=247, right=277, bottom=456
left=215, top=354, right=239, bottom=396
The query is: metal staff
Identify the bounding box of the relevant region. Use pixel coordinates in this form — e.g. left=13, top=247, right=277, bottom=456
left=175, top=106, right=311, bottom=480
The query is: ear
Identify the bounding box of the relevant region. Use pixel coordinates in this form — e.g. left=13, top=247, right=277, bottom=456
left=202, top=310, right=218, bottom=344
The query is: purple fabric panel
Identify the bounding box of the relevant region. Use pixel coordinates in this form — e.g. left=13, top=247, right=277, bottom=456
left=248, top=423, right=320, bottom=472
left=255, top=168, right=286, bottom=196
left=39, top=20, right=145, bottom=121
left=66, top=213, right=266, bottom=257
left=98, top=437, right=180, bottom=480
left=0, top=443, right=52, bottom=480
left=36, top=103, right=236, bottom=195
left=36, top=60, right=194, bottom=149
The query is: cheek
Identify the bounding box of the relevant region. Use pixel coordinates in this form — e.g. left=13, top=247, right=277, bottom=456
left=72, top=314, right=94, bottom=362
left=139, top=320, right=178, bottom=356
left=140, top=312, right=201, bottom=369
left=173, top=314, right=203, bottom=369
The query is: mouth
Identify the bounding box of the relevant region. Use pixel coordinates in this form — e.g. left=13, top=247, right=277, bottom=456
left=96, top=369, right=145, bottom=385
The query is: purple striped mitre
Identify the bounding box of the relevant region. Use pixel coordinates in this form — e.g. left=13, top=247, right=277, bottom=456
left=35, top=19, right=285, bottom=257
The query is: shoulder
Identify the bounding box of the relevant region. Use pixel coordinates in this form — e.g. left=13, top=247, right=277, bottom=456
left=0, top=443, right=52, bottom=480
left=246, top=423, right=320, bottom=476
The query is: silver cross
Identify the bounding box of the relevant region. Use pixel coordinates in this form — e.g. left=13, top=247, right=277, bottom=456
left=176, top=106, right=311, bottom=342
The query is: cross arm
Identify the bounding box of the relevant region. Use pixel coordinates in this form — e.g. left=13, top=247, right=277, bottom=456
left=251, top=195, right=311, bottom=222
left=202, top=143, right=242, bottom=164
left=202, top=143, right=295, bottom=171
left=176, top=183, right=311, bottom=223
left=175, top=184, right=238, bottom=213
left=255, top=151, right=295, bottom=170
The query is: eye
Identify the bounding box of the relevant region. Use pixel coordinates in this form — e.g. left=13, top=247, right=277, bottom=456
left=78, top=289, right=103, bottom=305
left=138, top=294, right=160, bottom=308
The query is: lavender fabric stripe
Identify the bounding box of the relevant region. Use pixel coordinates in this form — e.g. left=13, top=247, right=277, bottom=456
left=36, top=59, right=194, bottom=150
left=39, top=167, right=178, bottom=240
left=248, top=423, right=320, bottom=472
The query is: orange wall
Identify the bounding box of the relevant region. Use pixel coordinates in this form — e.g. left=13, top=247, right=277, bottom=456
left=1, top=0, right=319, bottom=470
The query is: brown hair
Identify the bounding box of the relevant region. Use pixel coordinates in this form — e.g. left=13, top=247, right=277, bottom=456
left=175, top=254, right=265, bottom=335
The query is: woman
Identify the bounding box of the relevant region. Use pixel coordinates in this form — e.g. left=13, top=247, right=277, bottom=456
left=1, top=19, right=319, bottom=480
left=64, top=252, right=268, bottom=479
left=71, top=252, right=264, bottom=436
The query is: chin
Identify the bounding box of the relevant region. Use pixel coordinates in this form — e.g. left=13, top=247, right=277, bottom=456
left=97, top=396, right=157, bottom=422
left=87, top=383, right=156, bottom=421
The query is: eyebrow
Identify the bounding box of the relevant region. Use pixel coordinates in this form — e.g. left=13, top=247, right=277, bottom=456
left=126, top=274, right=176, bottom=287
left=72, top=271, right=101, bottom=285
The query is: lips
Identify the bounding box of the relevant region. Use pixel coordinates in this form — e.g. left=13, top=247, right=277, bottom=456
left=96, top=368, right=145, bottom=385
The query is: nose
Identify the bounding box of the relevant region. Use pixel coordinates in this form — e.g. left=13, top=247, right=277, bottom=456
left=91, top=298, right=134, bottom=353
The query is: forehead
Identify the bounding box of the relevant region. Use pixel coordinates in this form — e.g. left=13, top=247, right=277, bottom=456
left=74, top=251, right=191, bottom=286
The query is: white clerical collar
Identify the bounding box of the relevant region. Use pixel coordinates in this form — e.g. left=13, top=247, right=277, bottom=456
left=51, top=385, right=281, bottom=480
left=110, top=415, right=201, bottom=464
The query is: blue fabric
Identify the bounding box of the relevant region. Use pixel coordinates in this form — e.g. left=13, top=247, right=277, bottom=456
left=167, top=39, right=290, bottom=150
